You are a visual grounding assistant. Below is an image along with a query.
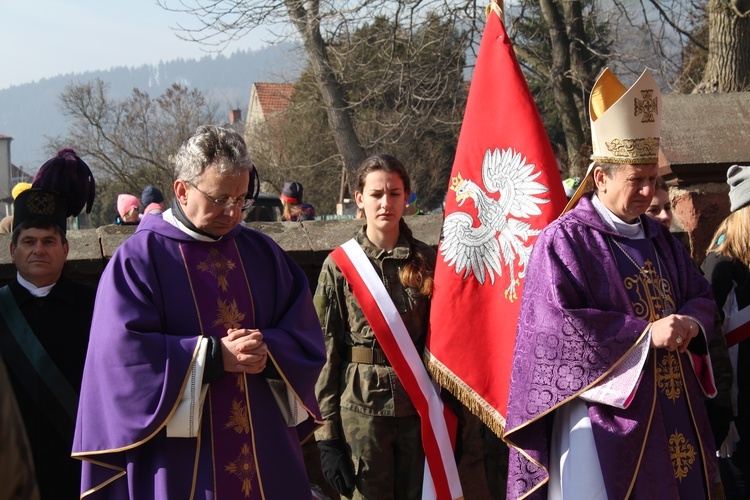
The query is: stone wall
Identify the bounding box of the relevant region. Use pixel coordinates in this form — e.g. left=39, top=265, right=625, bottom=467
left=0, top=215, right=444, bottom=288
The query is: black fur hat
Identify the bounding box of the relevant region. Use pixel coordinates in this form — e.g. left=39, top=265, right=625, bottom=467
left=13, top=148, right=96, bottom=232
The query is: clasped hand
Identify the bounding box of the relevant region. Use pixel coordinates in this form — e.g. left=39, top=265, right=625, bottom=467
left=221, top=328, right=268, bottom=374
left=651, top=314, right=699, bottom=353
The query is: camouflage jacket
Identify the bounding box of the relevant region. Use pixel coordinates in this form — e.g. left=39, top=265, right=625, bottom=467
left=313, top=228, right=436, bottom=441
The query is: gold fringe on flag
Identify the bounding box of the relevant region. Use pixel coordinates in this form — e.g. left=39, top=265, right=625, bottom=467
left=424, top=349, right=507, bottom=438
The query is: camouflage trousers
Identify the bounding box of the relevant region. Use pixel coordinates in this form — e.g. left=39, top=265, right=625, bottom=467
left=340, top=408, right=424, bottom=499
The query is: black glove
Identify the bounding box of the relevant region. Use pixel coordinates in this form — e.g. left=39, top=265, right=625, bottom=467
left=441, top=390, right=466, bottom=463
left=317, top=439, right=355, bottom=497
left=453, top=420, right=464, bottom=464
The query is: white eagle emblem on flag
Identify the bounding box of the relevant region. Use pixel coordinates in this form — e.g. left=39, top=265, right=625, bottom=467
left=440, top=147, right=550, bottom=301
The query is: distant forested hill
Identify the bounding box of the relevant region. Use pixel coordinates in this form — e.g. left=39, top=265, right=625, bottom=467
left=0, top=43, right=302, bottom=173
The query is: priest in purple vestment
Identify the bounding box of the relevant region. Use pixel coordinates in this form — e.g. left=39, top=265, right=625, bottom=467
left=73, top=125, right=326, bottom=499
left=504, top=69, right=719, bottom=499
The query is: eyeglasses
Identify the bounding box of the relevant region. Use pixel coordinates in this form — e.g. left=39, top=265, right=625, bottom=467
left=189, top=183, right=254, bottom=211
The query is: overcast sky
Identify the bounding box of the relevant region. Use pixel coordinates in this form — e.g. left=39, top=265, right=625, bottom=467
left=0, top=0, right=270, bottom=90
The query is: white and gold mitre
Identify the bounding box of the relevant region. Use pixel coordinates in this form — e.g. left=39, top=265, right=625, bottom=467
left=589, top=68, right=661, bottom=164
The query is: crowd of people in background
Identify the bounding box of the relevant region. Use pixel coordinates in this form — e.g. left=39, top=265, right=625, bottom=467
left=114, top=185, right=166, bottom=226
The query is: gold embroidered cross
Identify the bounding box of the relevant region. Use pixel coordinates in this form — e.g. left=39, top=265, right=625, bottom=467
left=197, top=248, right=237, bottom=292
left=657, top=352, right=683, bottom=402
left=669, top=431, right=697, bottom=481
left=634, top=89, right=658, bottom=123
left=225, top=443, right=256, bottom=497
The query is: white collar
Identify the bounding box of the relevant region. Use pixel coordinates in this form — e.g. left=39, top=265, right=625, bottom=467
left=591, top=194, right=645, bottom=240
left=162, top=208, right=221, bottom=242
left=17, top=272, right=56, bottom=297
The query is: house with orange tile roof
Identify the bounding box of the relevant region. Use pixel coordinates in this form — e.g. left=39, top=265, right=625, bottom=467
left=243, top=82, right=296, bottom=183
left=245, top=82, right=295, bottom=132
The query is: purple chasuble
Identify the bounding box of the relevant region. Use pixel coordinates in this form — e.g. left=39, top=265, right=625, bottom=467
left=504, top=195, right=717, bottom=500
left=73, top=214, right=326, bottom=499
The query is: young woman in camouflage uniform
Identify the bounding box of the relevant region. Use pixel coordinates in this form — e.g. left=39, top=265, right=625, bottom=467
left=314, top=154, right=436, bottom=499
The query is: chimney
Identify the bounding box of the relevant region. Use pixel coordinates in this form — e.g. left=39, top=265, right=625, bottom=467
left=230, top=109, right=242, bottom=124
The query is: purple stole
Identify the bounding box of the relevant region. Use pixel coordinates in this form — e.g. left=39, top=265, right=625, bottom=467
left=610, top=237, right=709, bottom=497
left=180, top=240, right=262, bottom=499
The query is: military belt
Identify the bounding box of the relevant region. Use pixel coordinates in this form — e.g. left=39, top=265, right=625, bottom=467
left=347, top=346, right=390, bottom=366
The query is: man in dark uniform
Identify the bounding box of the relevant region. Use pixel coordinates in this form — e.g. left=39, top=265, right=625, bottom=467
left=0, top=149, right=95, bottom=499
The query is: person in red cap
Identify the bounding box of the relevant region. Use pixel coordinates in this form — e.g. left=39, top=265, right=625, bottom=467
left=280, top=181, right=316, bottom=221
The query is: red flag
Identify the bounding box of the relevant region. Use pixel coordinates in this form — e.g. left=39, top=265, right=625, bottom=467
left=425, top=2, right=567, bottom=437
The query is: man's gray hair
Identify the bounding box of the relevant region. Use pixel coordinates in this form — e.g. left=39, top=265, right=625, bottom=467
left=596, top=162, right=624, bottom=178
left=173, top=125, right=255, bottom=184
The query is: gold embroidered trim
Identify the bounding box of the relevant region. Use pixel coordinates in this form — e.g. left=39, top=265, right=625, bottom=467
left=590, top=155, right=658, bottom=165
left=190, top=425, right=202, bottom=499
left=502, top=440, right=549, bottom=500
left=266, top=351, right=319, bottom=429
left=604, top=137, right=660, bottom=160
left=209, top=390, right=218, bottom=495
left=77, top=457, right=126, bottom=498
left=462, top=322, right=652, bottom=440
left=232, top=240, right=257, bottom=337
left=220, top=374, right=254, bottom=497
left=625, top=354, right=658, bottom=498
left=72, top=334, right=205, bottom=457
left=244, top=374, right=267, bottom=500
left=675, top=352, right=714, bottom=490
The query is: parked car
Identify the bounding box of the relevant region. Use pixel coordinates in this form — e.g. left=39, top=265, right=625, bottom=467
left=244, top=193, right=283, bottom=222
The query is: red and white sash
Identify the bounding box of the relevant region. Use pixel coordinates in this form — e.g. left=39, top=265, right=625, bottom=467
left=330, top=239, right=463, bottom=500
